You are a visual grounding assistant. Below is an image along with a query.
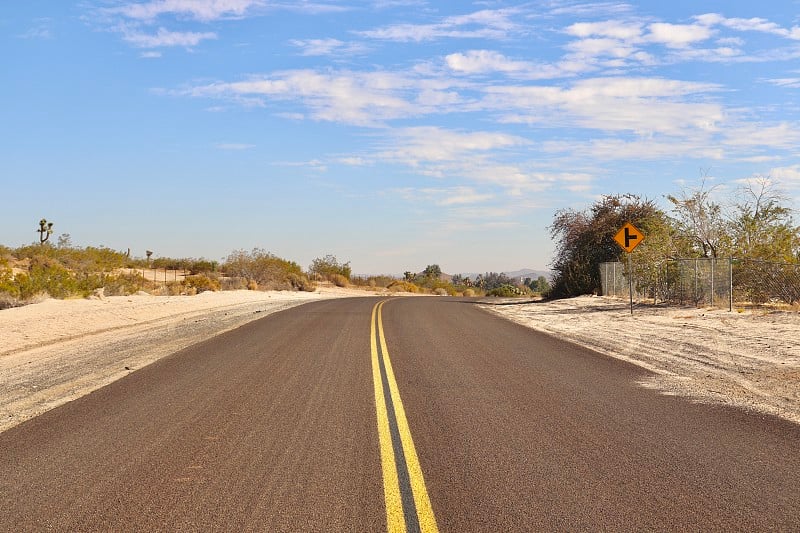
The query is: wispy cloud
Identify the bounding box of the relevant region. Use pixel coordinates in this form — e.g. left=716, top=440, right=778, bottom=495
left=395, top=186, right=494, bottom=206
left=695, top=13, right=800, bottom=40
left=123, top=27, right=217, bottom=48
left=357, top=7, right=524, bottom=42
left=19, top=18, right=54, bottom=40
left=289, top=38, right=368, bottom=56
left=767, top=78, right=800, bottom=89
left=483, top=77, right=723, bottom=137
left=183, top=69, right=434, bottom=125
left=107, top=0, right=266, bottom=22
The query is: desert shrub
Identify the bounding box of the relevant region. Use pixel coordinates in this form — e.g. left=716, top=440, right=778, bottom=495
left=288, top=273, right=317, bottom=292
left=184, top=274, right=220, bottom=293
left=351, top=275, right=397, bottom=288
left=166, top=281, right=185, bottom=296
left=0, top=292, right=19, bottom=310
left=223, top=248, right=306, bottom=290
left=329, top=273, right=348, bottom=287
left=18, top=257, right=79, bottom=299
left=463, top=288, right=476, bottom=297
left=387, top=280, right=420, bottom=293
left=309, top=255, right=351, bottom=282
left=433, top=287, right=448, bottom=296
left=487, top=284, right=525, bottom=297
left=188, top=259, right=218, bottom=275
left=247, top=279, right=259, bottom=291
left=219, top=277, right=248, bottom=291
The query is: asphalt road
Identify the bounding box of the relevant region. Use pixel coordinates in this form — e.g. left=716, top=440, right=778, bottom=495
left=1, top=297, right=799, bottom=531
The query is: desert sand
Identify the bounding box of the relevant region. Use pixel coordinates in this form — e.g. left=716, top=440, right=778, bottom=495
left=1, top=291, right=798, bottom=434
left=483, top=296, right=800, bottom=426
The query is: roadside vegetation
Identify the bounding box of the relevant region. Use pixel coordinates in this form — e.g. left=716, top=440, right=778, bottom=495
left=549, top=177, right=800, bottom=300
left=0, top=233, right=545, bottom=309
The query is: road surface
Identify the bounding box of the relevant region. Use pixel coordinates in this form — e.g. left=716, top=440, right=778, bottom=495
left=1, top=297, right=799, bottom=531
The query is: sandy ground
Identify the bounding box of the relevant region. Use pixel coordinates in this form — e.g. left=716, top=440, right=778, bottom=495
left=2, top=291, right=798, bottom=434
left=483, top=296, right=800, bottom=426
left=0, top=286, right=375, bottom=433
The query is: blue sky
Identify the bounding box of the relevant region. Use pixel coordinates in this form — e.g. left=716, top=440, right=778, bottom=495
left=2, top=1, right=800, bottom=274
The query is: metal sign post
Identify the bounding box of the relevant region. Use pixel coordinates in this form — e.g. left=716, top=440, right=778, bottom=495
left=614, top=222, right=645, bottom=315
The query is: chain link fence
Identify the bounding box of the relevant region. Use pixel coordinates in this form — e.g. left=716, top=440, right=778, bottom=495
left=600, top=258, right=800, bottom=308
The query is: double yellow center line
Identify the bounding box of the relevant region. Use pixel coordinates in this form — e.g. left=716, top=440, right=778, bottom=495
left=370, top=300, right=439, bottom=533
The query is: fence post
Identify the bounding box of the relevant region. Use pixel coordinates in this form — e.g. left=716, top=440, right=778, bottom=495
left=615, top=262, right=618, bottom=297
left=729, top=257, right=733, bottom=312
left=710, top=257, right=715, bottom=307
left=628, top=254, right=634, bottom=315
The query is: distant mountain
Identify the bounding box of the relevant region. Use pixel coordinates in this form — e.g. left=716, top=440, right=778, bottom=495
left=457, top=268, right=552, bottom=282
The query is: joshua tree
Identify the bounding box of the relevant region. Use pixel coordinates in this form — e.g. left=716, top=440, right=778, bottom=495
left=37, top=218, right=54, bottom=245
left=146, top=250, right=153, bottom=267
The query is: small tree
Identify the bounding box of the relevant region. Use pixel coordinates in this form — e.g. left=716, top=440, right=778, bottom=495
left=56, top=233, right=72, bottom=249
left=37, top=218, right=54, bottom=245
left=667, top=179, right=728, bottom=258
left=549, top=194, right=673, bottom=298
left=728, top=177, right=799, bottom=262
left=309, top=254, right=352, bottom=282
left=423, top=264, right=442, bottom=279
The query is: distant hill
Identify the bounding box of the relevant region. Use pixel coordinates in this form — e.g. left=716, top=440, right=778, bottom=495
left=457, top=268, right=552, bottom=282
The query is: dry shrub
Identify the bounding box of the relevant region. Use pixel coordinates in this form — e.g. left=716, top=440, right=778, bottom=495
left=289, top=273, right=317, bottom=292
left=387, top=280, right=419, bottom=293
left=184, top=274, right=220, bottom=293
left=434, top=287, right=448, bottom=296
left=166, top=281, right=184, bottom=295
left=463, top=288, right=476, bottom=297
left=329, top=273, right=348, bottom=287
left=247, top=279, right=259, bottom=291
left=220, top=277, right=248, bottom=291
left=0, top=293, right=19, bottom=310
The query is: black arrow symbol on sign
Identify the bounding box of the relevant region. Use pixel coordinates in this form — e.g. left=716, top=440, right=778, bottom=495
left=625, top=227, right=638, bottom=248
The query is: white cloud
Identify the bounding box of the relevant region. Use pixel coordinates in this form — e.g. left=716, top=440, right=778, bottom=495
left=395, top=186, right=494, bottom=206
left=381, top=126, right=528, bottom=164
left=357, top=7, right=522, bottom=42
left=140, top=50, right=163, bottom=58
left=110, top=0, right=265, bottom=22
left=549, top=2, right=634, bottom=17
left=445, top=50, right=587, bottom=80
left=289, top=38, right=368, bottom=56
left=769, top=165, right=800, bottom=184
left=723, top=123, right=800, bottom=150
left=123, top=27, right=217, bottom=48
left=695, top=13, right=800, bottom=40
left=647, top=22, right=714, bottom=48
left=483, top=77, right=723, bottom=137
left=446, top=50, right=528, bottom=74
left=187, top=70, right=419, bottom=125
left=565, top=20, right=643, bottom=40
left=767, top=78, right=800, bottom=89
left=565, top=37, right=637, bottom=58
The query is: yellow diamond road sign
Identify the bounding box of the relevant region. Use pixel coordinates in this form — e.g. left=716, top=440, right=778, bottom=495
left=614, top=222, right=645, bottom=253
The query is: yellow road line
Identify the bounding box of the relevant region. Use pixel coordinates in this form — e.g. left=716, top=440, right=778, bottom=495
left=371, top=302, right=406, bottom=532
left=371, top=300, right=439, bottom=533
